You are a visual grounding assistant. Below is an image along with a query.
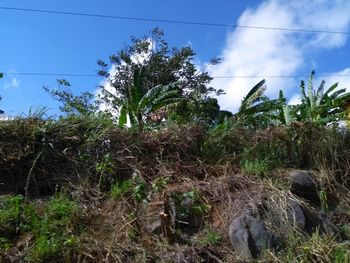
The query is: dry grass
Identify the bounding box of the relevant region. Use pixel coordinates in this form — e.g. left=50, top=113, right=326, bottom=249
left=1, top=119, right=350, bottom=262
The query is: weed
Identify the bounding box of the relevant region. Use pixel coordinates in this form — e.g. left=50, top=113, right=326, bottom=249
left=190, top=204, right=212, bottom=215
left=133, top=180, right=147, bottom=203
left=126, top=212, right=138, bottom=240
left=0, top=195, right=24, bottom=228
left=151, top=177, right=169, bottom=193
left=173, top=189, right=211, bottom=230
left=0, top=237, right=11, bottom=251
left=27, top=195, right=79, bottom=262
left=110, top=179, right=132, bottom=199
left=0, top=194, right=80, bottom=262
left=319, top=189, right=328, bottom=212
left=96, top=153, right=114, bottom=191
left=198, top=226, right=222, bottom=246
left=241, top=158, right=271, bottom=177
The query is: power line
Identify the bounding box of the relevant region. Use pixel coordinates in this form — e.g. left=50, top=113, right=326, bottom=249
left=1, top=6, right=350, bottom=35
left=1, top=72, right=99, bottom=77
left=213, top=74, right=350, bottom=79
left=2, top=72, right=350, bottom=79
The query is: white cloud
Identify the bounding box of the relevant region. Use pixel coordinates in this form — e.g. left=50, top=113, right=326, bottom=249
left=288, top=94, right=301, bottom=105
left=97, top=38, right=154, bottom=117
left=2, top=76, right=20, bottom=89
left=209, top=0, right=350, bottom=113
left=321, top=68, right=350, bottom=92
left=96, top=65, right=118, bottom=115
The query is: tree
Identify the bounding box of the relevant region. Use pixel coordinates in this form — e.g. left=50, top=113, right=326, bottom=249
left=44, top=79, right=98, bottom=117
left=118, top=67, right=183, bottom=129
left=97, top=28, right=223, bottom=123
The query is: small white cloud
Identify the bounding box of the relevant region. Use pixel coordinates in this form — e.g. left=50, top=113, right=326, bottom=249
left=2, top=76, right=20, bottom=89
left=288, top=94, right=301, bottom=105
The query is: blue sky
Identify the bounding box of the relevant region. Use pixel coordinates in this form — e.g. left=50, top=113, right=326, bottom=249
left=1, top=0, right=350, bottom=116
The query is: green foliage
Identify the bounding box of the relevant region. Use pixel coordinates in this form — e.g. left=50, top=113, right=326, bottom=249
left=0, top=237, right=11, bottom=251
left=110, top=179, right=132, bottom=199
left=241, top=158, right=271, bottom=177
left=0, top=195, right=80, bottom=262
left=96, top=153, right=114, bottom=190
left=173, top=190, right=211, bottom=217
left=118, top=67, right=183, bottom=129
left=293, top=71, right=350, bottom=124
left=27, top=195, right=78, bottom=262
left=151, top=177, right=169, bottom=193
left=98, top=28, right=223, bottom=125
left=44, top=79, right=98, bottom=117
left=319, top=189, right=328, bottom=212
left=0, top=195, right=25, bottom=231
left=190, top=203, right=212, bottom=215
left=233, top=71, right=350, bottom=128
left=198, top=226, right=222, bottom=246
left=234, top=79, right=285, bottom=128
left=133, top=179, right=147, bottom=203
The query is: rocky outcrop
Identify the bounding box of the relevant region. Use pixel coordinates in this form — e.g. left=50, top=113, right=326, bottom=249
left=229, top=209, right=279, bottom=259
left=289, top=170, right=320, bottom=206
left=228, top=169, right=339, bottom=259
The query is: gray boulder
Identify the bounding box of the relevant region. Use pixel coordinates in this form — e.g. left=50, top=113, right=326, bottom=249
left=302, top=208, right=338, bottom=235
left=138, top=195, right=175, bottom=236
left=289, top=170, right=320, bottom=206
left=229, top=209, right=278, bottom=259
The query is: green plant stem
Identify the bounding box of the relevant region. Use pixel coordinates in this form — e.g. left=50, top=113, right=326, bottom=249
left=25, top=149, right=44, bottom=201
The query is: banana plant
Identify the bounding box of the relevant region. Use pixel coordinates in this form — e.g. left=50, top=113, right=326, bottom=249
left=118, top=67, right=183, bottom=129
left=234, top=79, right=285, bottom=128
left=296, top=71, right=350, bottom=124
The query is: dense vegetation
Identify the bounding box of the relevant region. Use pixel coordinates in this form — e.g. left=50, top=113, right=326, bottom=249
left=0, top=29, right=350, bottom=262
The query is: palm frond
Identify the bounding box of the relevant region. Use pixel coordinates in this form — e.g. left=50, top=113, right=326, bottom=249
left=118, top=104, right=128, bottom=127
left=316, top=80, right=325, bottom=105
left=307, top=70, right=315, bottom=109
left=240, top=79, right=266, bottom=109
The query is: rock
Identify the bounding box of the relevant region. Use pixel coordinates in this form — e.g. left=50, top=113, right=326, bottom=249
left=229, top=209, right=278, bottom=259
left=176, top=197, right=203, bottom=236
left=138, top=195, right=175, bottom=235
left=138, top=199, right=165, bottom=233
left=289, top=171, right=320, bottom=206
left=302, top=208, right=338, bottom=235
left=287, top=200, right=306, bottom=230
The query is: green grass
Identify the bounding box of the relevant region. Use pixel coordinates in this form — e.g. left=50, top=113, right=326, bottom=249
left=110, top=179, right=132, bottom=199
left=241, top=158, right=271, bottom=177
left=0, top=194, right=80, bottom=262
left=198, top=226, right=222, bottom=246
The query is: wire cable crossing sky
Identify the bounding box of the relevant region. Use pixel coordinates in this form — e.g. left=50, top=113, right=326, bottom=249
left=2, top=72, right=350, bottom=79
left=1, top=6, right=350, bottom=35
left=1, top=0, right=350, bottom=114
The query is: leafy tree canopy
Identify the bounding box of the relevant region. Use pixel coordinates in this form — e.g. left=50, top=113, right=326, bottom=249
left=97, top=28, right=223, bottom=124
left=118, top=66, right=183, bottom=129
left=44, top=80, right=97, bottom=117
